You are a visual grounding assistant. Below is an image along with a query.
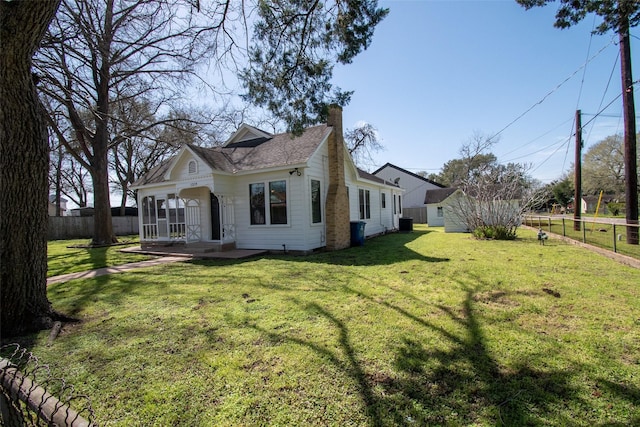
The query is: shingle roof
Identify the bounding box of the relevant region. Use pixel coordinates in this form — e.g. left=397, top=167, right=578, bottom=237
left=424, top=187, right=458, bottom=204
left=357, top=168, right=400, bottom=187
left=133, top=124, right=332, bottom=186
left=373, top=162, right=445, bottom=188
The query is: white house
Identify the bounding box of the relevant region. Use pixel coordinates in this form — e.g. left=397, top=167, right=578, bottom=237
left=424, top=187, right=459, bottom=228
left=425, top=187, right=522, bottom=233
left=373, top=163, right=444, bottom=223
left=131, top=107, right=403, bottom=253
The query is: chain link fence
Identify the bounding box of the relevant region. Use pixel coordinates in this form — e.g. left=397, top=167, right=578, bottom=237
left=0, top=344, right=96, bottom=427
left=523, top=215, right=640, bottom=260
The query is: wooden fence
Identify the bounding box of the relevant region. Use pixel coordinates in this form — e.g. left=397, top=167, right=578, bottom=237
left=401, top=207, right=427, bottom=224
left=48, top=216, right=138, bottom=240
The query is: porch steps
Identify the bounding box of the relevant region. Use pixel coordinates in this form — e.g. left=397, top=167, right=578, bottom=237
left=140, top=241, right=236, bottom=253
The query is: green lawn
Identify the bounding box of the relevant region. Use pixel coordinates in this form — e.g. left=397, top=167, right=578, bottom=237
left=47, top=236, right=151, bottom=277
left=10, top=226, right=640, bottom=426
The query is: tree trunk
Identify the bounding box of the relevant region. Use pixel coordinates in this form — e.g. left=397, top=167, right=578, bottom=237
left=0, top=0, right=61, bottom=337
left=90, top=147, right=116, bottom=245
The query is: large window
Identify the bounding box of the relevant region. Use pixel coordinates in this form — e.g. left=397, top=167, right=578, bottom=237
left=359, top=189, right=370, bottom=220
left=381, top=192, right=386, bottom=209
left=250, top=183, right=266, bottom=225
left=269, top=180, right=287, bottom=224
left=311, top=179, right=322, bottom=223
left=250, top=180, right=288, bottom=225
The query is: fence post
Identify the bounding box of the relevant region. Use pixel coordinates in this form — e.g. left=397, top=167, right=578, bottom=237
left=582, top=220, right=587, bottom=243
left=562, top=217, right=566, bottom=236
left=613, top=223, right=617, bottom=253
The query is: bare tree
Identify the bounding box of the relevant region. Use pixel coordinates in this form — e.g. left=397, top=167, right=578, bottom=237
left=344, top=123, right=384, bottom=171
left=36, top=0, right=246, bottom=245
left=60, top=157, right=92, bottom=208
left=444, top=135, right=541, bottom=239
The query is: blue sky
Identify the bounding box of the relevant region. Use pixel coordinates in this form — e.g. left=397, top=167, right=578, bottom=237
left=332, top=0, right=640, bottom=183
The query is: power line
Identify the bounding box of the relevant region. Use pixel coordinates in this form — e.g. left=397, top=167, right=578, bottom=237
left=486, top=37, right=615, bottom=144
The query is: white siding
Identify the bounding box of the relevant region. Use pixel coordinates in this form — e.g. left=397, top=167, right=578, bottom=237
left=232, top=170, right=316, bottom=251
left=374, top=165, right=441, bottom=208
left=426, top=204, right=445, bottom=227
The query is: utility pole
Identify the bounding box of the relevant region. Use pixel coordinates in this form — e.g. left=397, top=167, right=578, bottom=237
left=574, top=110, right=582, bottom=232
left=619, top=13, right=639, bottom=245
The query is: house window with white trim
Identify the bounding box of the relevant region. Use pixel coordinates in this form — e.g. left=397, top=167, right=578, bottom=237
left=311, top=179, right=322, bottom=223
left=359, top=189, right=370, bottom=220
left=269, top=180, right=287, bottom=224
left=250, top=180, right=288, bottom=225
left=381, top=192, right=386, bottom=209
left=250, top=183, right=266, bottom=225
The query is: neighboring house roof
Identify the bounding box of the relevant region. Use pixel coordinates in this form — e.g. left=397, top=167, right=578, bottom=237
left=373, top=162, right=445, bottom=188
left=132, top=124, right=332, bottom=187
left=357, top=168, right=400, bottom=187
left=424, top=187, right=458, bottom=204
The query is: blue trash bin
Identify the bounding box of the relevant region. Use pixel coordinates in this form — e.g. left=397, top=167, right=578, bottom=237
left=350, top=221, right=366, bottom=246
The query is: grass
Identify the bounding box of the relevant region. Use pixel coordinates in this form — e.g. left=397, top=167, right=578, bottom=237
left=524, top=216, right=640, bottom=260
left=47, top=236, right=151, bottom=277
left=8, top=225, right=640, bottom=426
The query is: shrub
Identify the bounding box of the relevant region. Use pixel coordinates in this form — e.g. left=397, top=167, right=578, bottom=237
left=472, top=225, right=517, bottom=240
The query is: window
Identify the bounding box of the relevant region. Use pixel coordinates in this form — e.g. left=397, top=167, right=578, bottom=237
left=269, top=180, right=287, bottom=224
left=393, top=195, right=397, bottom=214
left=250, top=180, right=288, bottom=225
left=250, top=183, right=266, bottom=225
left=381, top=192, right=386, bottom=209
left=399, top=195, right=402, bottom=214
left=359, top=189, right=370, bottom=219
left=311, top=179, right=322, bottom=223
left=188, top=160, right=197, bottom=174
left=437, top=206, right=444, bottom=217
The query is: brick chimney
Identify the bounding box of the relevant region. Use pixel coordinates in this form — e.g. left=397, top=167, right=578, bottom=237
left=325, top=105, right=351, bottom=251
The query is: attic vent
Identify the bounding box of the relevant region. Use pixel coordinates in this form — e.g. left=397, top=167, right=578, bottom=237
left=188, top=160, right=197, bottom=174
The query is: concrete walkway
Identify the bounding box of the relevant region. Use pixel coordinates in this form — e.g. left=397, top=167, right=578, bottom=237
left=47, top=256, right=186, bottom=285
left=47, top=247, right=268, bottom=286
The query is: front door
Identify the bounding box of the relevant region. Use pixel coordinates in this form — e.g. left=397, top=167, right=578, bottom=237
left=211, top=193, right=221, bottom=240
left=185, top=199, right=201, bottom=242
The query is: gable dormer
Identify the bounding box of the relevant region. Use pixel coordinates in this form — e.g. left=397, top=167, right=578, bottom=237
left=224, top=124, right=273, bottom=148
left=163, top=144, right=212, bottom=181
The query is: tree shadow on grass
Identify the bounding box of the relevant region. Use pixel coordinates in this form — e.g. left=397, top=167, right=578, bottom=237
left=277, top=275, right=584, bottom=426
left=380, top=283, right=582, bottom=426
left=248, top=300, right=386, bottom=427
left=316, top=230, right=450, bottom=266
